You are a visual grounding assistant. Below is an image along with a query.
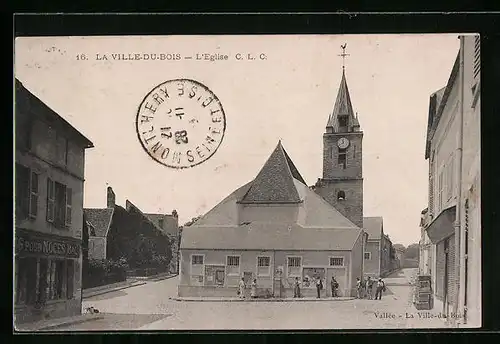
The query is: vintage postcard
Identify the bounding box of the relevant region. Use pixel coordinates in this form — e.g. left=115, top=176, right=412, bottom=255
left=13, top=33, right=481, bottom=331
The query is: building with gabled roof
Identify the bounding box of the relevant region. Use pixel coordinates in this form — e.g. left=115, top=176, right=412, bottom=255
left=84, top=187, right=173, bottom=270
left=15, top=79, right=93, bottom=324
left=363, top=217, right=395, bottom=278
left=179, top=141, right=367, bottom=298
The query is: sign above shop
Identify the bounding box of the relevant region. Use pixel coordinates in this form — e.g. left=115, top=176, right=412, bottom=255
left=16, top=233, right=80, bottom=258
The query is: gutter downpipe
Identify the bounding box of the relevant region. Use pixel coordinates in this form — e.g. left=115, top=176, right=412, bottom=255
left=454, top=35, right=465, bottom=324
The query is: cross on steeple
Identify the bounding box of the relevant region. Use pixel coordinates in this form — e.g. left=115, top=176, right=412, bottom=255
left=338, top=43, right=350, bottom=70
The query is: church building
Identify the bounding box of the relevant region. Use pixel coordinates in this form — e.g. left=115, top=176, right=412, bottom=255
left=179, top=141, right=365, bottom=298
left=178, top=58, right=379, bottom=298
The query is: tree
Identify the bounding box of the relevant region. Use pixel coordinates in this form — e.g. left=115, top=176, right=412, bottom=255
left=404, top=243, right=419, bottom=261
left=393, top=243, right=406, bottom=251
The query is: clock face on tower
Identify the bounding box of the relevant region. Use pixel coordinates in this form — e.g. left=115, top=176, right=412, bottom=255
left=337, top=137, right=350, bottom=149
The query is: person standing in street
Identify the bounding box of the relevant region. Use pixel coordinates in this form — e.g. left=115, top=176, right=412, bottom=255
left=238, top=277, right=246, bottom=299
left=366, top=277, right=373, bottom=300
left=316, top=276, right=322, bottom=298
left=375, top=278, right=385, bottom=300
left=294, top=277, right=301, bottom=298
left=330, top=276, right=339, bottom=297
left=250, top=278, right=257, bottom=299
left=356, top=277, right=362, bottom=299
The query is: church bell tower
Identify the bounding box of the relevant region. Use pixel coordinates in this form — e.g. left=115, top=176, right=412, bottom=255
left=314, top=44, right=364, bottom=228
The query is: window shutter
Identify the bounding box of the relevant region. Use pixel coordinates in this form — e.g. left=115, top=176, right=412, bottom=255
left=46, top=179, right=55, bottom=223
left=473, top=36, right=480, bottom=81
left=29, top=172, right=39, bottom=218
left=65, top=187, right=72, bottom=226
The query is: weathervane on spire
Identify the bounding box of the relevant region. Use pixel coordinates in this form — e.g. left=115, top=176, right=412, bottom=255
left=338, top=43, right=350, bottom=70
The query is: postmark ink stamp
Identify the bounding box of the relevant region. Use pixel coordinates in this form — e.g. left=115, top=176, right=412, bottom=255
left=136, top=79, right=226, bottom=169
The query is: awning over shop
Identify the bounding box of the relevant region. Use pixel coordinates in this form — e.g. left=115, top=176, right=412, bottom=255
left=425, top=206, right=456, bottom=244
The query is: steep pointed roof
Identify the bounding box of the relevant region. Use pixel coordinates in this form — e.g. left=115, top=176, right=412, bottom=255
left=240, top=141, right=306, bottom=204
left=326, top=70, right=360, bottom=130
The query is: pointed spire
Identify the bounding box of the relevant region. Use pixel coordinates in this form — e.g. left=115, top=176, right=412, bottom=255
left=240, top=141, right=306, bottom=204
left=326, top=69, right=356, bottom=131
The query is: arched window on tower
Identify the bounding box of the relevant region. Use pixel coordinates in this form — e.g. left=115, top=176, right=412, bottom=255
left=337, top=190, right=346, bottom=201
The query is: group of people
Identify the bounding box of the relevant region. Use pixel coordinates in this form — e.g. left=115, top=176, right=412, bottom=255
left=293, top=276, right=339, bottom=298
left=237, top=275, right=385, bottom=300
left=356, top=276, right=386, bottom=300
left=238, top=278, right=258, bottom=299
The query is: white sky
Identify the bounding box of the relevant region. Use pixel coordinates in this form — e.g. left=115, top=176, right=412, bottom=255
left=15, top=34, right=460, bottom=246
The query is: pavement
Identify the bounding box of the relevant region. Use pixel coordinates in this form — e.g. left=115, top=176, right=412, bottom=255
left=171, top=296, right=355, bottom=302
left=15, top=314, right=104, bottom=332
left=38, top=268, right=453, bottom=331
left=15, top=273, right=177, bottom=332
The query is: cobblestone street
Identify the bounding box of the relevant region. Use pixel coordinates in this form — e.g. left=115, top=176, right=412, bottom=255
left=47, top=269, right=448, bottom=331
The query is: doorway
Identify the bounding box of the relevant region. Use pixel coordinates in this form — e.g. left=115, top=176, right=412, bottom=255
left=443, top=239, right=449, bottom=316
left=327, top=268, right=345, bottom=297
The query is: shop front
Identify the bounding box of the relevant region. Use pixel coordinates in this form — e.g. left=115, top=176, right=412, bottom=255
left=14, top=228, right=82, bottom=324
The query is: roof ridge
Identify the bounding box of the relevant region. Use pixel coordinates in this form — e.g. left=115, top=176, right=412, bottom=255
left=240, top=142, right=301, bottom=204
left=126, top=200, right=164, bottom=233
left=103, top=207, right=115, bottom=237
left=280, top=144, right=307, bottom=185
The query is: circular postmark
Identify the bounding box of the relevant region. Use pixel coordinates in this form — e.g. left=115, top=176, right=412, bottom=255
left=136, top=79, right=226, bottom=169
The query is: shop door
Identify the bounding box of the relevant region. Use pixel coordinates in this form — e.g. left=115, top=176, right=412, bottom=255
left=327, top=268, right=346, bottom=297
left=443, top=240, right=449, bottom=316
left=37, top=259, right=48, bottom=305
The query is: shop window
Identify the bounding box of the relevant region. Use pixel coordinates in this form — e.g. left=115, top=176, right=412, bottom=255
left=38, top=258, right=48, bottom=303
left=66, top=260, right=74, bottom=299
left=15, top=257, right=37, bottom=305
left=364, top=252, right=371, bottom=260
left=191, top=254, right=204, bottom=276
left=48, top=259, right=66, bottom=300
left=257, top=256, right=271, bottom=276
left=226, top=256, right=240, bottom=275
left=329, top=257, right=344, bottom=267
left=287, top=256, right=302, bottom=277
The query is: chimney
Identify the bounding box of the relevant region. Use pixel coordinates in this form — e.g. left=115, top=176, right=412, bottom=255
left=107, top=186, right=115, bottom=208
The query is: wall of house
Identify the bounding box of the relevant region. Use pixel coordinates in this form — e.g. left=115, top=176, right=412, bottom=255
left=178, top=249, right=355, bottom=297
left=14, top=98, right=88, bottom=324
left=458, top=35, right=481, bottom=327
left=380, top=236, right=392, bottom=276
left=350, top=231, right=364, bottom=295
left=364, top=240, right=380, bottom=277
left=163, top=215, right=179, bottom=236
left=430, top=61, right=461, bottom=218
left=88, top=237, right=106, bottom=260
left=15, top=140, right=85, bottom=242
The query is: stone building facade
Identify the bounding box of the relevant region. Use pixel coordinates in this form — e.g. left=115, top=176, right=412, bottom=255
left=421, top=35, right=481, bottom=327
left=14, top=79, right=94, bottom=324
left=313, top=70, right=363, bottom=228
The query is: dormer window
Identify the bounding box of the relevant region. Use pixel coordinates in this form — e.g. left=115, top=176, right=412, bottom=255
left=338, top=115, right=348, bottom=132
